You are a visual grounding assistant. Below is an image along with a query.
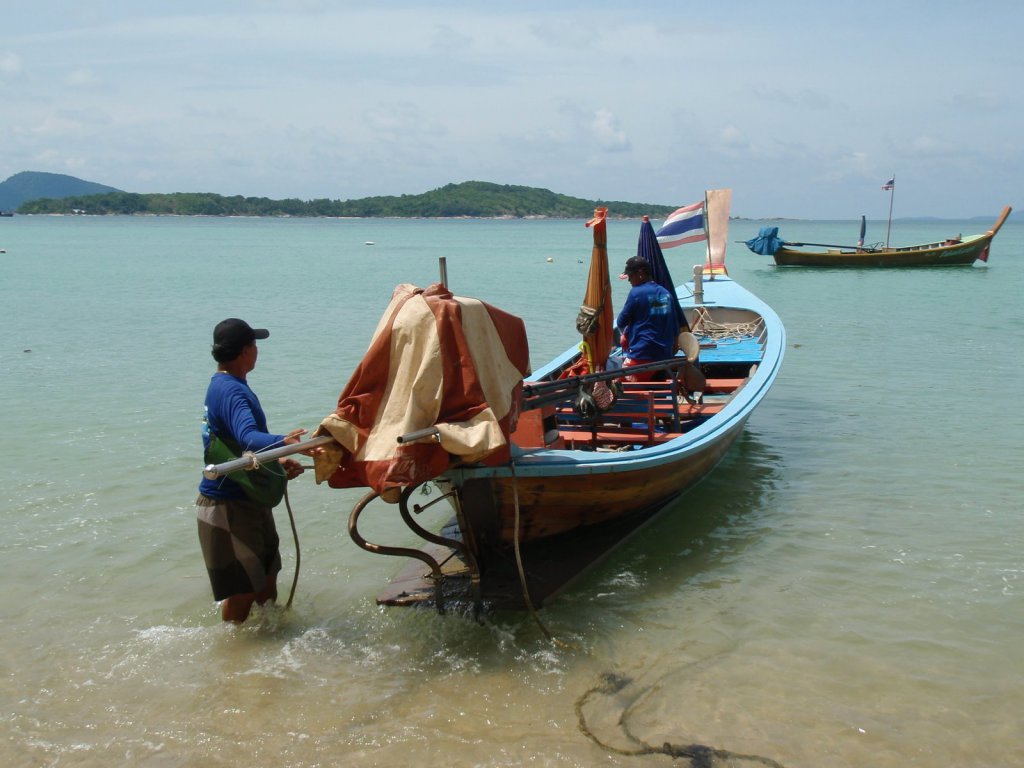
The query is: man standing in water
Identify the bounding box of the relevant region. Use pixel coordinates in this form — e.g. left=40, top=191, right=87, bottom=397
left=196, top=318, right=308, bottom=623
left=616, top=257, right=679, bottom=382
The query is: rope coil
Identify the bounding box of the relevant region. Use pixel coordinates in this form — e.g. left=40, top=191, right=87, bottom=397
left=690, top=307, right=762, bottom=342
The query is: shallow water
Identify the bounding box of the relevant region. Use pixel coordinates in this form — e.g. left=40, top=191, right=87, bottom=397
left=1, top=213, right=1022, bottom=766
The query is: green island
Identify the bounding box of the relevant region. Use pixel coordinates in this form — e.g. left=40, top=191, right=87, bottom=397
left=14, top=180, right=678, bottom=219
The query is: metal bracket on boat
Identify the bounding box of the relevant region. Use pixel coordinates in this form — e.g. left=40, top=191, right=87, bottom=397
left=347, top=484, right=482, bottom=614
left=400, top=485, right=482, bottom=613
left=349, top=489, right=447, bottom=613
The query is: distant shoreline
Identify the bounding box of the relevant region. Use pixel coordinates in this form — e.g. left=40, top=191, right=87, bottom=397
left=6, top=212, right=1004, bottom=222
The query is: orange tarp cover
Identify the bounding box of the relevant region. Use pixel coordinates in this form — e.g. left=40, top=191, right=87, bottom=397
left=313, top=283, right=530, bottom=501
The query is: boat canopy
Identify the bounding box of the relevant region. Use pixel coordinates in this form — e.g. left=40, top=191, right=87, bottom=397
left=312, top=283, right=530, bottom=501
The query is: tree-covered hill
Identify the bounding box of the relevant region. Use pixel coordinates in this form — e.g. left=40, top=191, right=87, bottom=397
left=0, top=171, right=122, bottom=211
left=15, top=180, right=678, bottom=218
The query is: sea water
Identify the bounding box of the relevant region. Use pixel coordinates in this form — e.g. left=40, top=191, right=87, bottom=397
left=1, top=213, right=1021, bottom=767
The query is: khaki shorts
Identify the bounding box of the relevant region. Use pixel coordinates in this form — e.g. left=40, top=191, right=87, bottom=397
left=196, top=495, right=282, bottom=601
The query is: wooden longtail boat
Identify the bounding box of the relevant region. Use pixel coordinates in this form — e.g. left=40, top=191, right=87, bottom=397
left=319, top=191, right=783, bottom=613
left=206, top=190, right=784, bottom=614
left=405, top=274, right=784, bottom=612
left=749, top=206, right=1011, bottom=267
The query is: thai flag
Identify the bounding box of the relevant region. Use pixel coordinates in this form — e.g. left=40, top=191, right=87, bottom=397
left=881, top=177, right=895, bottom=191
left=656, top=201, right=706, bottom=249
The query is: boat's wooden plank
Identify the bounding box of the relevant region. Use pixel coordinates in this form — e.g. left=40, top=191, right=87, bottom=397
left=617, top=377, right=744, bottom=394
left=556, top=401, right=726, bottom=421
left=699, top=342, right=763, bottom=364
left=376, top=542, right=473, bottom=607
left=558, top=428, right=685, bottom=446
left=704, top=377, right=745, bottom=393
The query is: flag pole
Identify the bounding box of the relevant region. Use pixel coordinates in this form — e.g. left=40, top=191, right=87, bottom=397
left=703, top=189, right=711, bottom=269
left=884, top=174, right=895, bottom=250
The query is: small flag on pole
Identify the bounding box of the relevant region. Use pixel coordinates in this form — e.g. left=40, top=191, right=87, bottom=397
left=881, top=177, right=895, bottom=191
left=656, top=201, right=706, bottom=249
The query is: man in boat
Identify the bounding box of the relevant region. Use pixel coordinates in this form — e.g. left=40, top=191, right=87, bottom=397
left=196, top=318, right=309, bottom=623
left=616, top=256, right=678, bottom=382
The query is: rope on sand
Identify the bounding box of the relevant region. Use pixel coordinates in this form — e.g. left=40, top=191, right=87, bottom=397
left=575, top=672, right=788, bottom=768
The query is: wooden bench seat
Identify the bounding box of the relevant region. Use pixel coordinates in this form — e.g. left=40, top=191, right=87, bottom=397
left=617, top=377, right=744, bottom=395
left=556, top=400, right=726, bottom=423
left=558, top=427, right=684, bottom=448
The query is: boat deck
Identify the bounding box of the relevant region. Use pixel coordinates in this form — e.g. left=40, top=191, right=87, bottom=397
left=556, top=378, right=740, bottom=449
left=549, top=329, right=764, bottom=451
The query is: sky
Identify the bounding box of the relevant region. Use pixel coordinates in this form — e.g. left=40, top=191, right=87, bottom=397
left=2, top=1, right=1022, bottom=219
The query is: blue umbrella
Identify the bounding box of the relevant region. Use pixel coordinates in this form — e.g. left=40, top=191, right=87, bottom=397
left=637, top=216, right=688, bottom=332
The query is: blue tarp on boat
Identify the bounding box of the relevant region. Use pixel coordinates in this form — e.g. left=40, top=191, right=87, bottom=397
left=745, top=226, right=786, bottom=256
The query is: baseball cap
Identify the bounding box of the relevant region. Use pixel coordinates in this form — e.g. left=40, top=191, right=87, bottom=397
left=618, top=256, right=648, bottom=280
left=211, top=318, right=269, bottom=362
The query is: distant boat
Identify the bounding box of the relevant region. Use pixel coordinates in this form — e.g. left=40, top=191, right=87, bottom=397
left=0, top=211, right=13, bottom=217
left=365, top=241, right=375, bottom=246
left=747, top=206, right=1012, bottom=267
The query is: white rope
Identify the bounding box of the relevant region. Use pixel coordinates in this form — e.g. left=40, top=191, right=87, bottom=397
left=690, top=306, right=762, bottom=342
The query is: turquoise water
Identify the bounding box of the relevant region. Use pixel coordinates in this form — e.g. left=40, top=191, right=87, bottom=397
left=1, top=213, right=1021, bottom=767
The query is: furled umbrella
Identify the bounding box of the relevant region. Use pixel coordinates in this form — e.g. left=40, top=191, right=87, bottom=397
left=637, top=215, right=689, bottom=332
left=578, top=207, right=615, bottom=373
left=638, top=215, right=704, bottom=400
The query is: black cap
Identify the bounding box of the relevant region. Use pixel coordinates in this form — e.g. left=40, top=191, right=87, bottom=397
left=211, top=318, right=269, bottom=362
left=619, top=256, right=649, bottom=279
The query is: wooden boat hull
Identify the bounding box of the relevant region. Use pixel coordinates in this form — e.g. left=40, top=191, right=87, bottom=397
left=772, top=206, right=1011, bottom=267
left=445, top=417, right=748, bottom=607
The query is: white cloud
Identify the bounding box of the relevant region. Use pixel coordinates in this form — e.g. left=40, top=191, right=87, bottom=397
left=0, top=51, right=22, bottom=77
left=589, top=109, right=630, bottom=152
left=65, top=68, right=100, bottom=87
left=32, top=115, right=84, bottom=137
left=2, top=2, right=1021, bottom=216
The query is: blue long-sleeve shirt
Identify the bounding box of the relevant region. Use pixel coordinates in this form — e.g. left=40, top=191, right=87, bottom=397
left=616, top=281, right=677, bottom=361
left=198, top=372, right=285, bottom=499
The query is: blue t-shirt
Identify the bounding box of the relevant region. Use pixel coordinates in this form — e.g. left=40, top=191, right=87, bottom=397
left=198, top=372, right=285, bottom=499
left=616, top=281, right=677, bottom=362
